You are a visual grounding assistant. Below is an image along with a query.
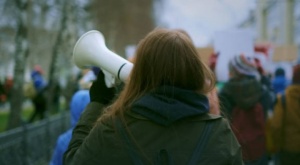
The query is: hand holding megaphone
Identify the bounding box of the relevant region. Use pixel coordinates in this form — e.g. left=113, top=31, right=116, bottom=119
left=73, top=30, right=133, bottom=87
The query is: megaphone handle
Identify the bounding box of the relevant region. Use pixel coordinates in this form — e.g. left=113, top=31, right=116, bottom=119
left=117, top=63, right=127, bottom=80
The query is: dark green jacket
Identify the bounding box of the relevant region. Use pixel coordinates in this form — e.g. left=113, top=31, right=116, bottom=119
left=64, top=86, right=243, bottom=165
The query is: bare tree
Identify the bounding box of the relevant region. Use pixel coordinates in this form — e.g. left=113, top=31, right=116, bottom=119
left=59, top=0, right=95, bottom=109
left=46, top=0, right=79, bottom=113
left=7, top=0, right=29, bottom=129
left=46, top=0, right=68, bottom=114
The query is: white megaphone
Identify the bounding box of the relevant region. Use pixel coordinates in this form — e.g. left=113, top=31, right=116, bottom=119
left=73, top=30, right=133, bottom=87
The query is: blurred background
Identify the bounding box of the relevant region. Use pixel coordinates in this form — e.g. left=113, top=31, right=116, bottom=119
left=0, top=0, right=299, bottom=164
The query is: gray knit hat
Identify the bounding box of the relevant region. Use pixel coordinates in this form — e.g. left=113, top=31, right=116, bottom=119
left=229, top=54, right=259, bottom=79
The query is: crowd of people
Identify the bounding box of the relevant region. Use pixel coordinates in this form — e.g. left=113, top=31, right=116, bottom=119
left=62, top=28, right=242, bottom=165
left=45, top=28, right=300, bottom=165
left=2, top=27, right=299, bottom=165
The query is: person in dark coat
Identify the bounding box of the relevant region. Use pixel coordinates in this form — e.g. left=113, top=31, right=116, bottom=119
left=28, top=65, right=47, bottom=123
left=64, top=28, right=243, bottom=165
left=0, top=81, right=6, bottom=104
left=219, top=54, right=271, bottom=165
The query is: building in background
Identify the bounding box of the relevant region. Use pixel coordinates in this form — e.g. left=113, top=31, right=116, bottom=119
left=242, top=0, right=300, bottom=45
left=240, top=0, right=300, bottom=78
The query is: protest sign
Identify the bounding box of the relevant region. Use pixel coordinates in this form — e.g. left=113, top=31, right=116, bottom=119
left=213, top=30, right=254, bottom=82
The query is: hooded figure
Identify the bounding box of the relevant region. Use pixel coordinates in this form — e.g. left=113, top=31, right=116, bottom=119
left=31, top=65, right=46, bottom=92
left=220, top=54, right=263, bottom=112
left=49, top=80, right=91, bottom=165
left=219, top=54, right=270, bottom=163
left=28, top=65, right=47, bottom=123
left=272, top=68, right=289, bottom=94
left=269, top=64, right=300, bottom=164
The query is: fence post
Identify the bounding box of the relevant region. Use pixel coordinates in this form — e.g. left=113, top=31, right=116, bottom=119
left=22, top=124, right=28, bottom=165
left=61, top=112, right=65, bottom=133
left=62, top=110, right=69, bottom=131
left=45, top=116, right=51, bottom=162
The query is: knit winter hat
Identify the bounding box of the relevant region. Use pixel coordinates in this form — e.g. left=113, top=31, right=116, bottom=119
left=292, top=64, right=300, bottom=84
left=229, top=54, right=259, bottom=78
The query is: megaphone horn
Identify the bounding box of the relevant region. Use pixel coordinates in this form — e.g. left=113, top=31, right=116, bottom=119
left=73, top=30, right=133, bottom=86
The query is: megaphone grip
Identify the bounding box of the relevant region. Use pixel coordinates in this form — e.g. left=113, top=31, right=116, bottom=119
left=117, top=63, right=127, bottom=80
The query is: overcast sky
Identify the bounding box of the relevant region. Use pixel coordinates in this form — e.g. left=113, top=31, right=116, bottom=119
left=157, top=0, right=256, bottom=47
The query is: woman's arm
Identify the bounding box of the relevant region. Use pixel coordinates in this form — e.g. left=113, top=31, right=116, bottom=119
left=64, top=70, right=116, bottom=165
left=63, top=102, right=104, bottom=165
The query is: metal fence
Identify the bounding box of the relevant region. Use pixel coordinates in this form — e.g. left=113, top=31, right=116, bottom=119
left=0, top=112, right=70, bottom=165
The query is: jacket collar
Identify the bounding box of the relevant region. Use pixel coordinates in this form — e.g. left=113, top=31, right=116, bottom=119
left=131, top=86, right=210, bottom=126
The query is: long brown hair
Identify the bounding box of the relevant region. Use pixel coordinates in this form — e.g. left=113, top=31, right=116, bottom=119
left=99, top=28, right=216, bottom=121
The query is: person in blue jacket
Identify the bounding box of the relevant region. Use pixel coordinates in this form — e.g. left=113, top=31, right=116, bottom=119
left=49, top=71, right=93, bottom=165
left=28, top=65, right=47, bottom=122
left=272, top=67, right=289, bottom=94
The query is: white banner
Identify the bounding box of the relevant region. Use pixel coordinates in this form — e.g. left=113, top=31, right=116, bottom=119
left=213, top=30, right=254, bottom=82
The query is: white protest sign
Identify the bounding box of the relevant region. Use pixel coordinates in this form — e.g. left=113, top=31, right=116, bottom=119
left=213, top=30, right=254, bottom=82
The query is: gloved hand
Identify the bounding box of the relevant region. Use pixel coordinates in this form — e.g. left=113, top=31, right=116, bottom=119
left=89, top=70, right=116, bottom=105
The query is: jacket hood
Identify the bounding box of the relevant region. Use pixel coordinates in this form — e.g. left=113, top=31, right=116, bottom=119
left=272, top=76, right=288, bottom=94
left=221, top=77, right=262, bottom=109
left=131, top=86, right=209, bottom=126
left=70, top=90, right=90, bottom=127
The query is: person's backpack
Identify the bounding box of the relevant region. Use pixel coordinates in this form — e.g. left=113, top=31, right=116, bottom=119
left=116, top=118, right=215, bottom=165
left=231, top=102, right=266, bottom=161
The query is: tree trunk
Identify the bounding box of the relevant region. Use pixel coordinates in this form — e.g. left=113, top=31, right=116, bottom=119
left=92, top=0, right=155, bottom=57
left=7, top=0, right=29, bottom=130
left=46, top=0, right=69, bottom=113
